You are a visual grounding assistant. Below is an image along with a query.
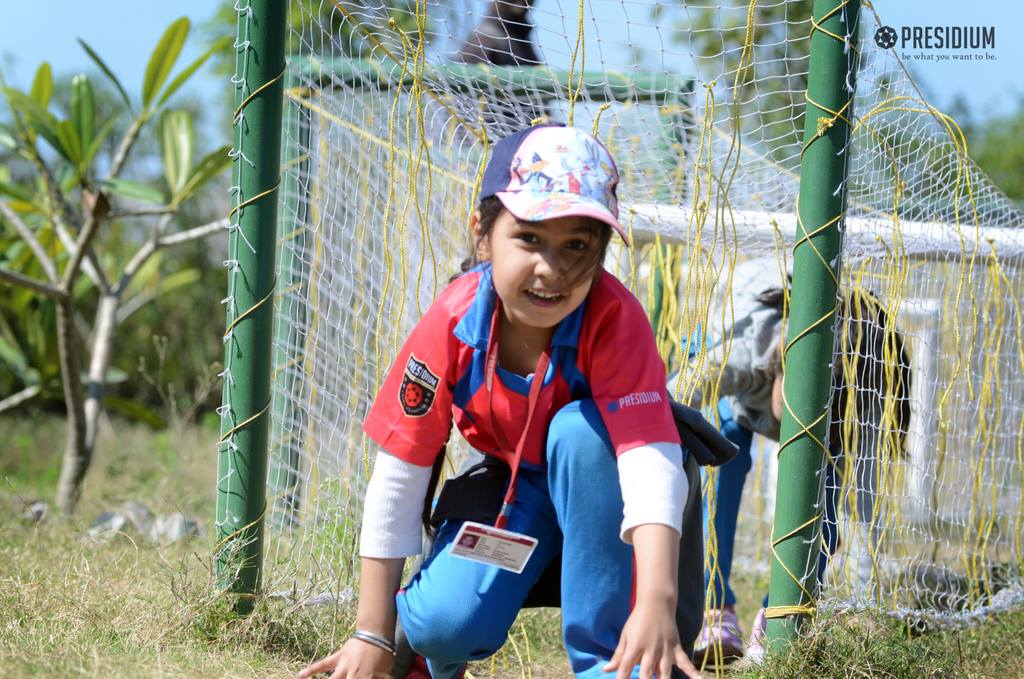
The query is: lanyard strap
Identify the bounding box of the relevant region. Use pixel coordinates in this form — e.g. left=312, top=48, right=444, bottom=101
left=485, top=303, right=551, bottom=530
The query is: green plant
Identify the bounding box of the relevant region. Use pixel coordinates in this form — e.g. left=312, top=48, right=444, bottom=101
left=0, top=17, right=232, bottom=514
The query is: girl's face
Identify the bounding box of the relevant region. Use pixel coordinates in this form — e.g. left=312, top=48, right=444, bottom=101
left=474, top=208, right=600, bottom=335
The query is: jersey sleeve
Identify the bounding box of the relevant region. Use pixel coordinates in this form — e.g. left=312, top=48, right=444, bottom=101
left=362, top=290, right=463, bottom=467
left=585, top=277, right=681, bottom=455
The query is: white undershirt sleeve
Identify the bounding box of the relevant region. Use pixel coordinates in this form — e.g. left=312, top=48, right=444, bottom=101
left=359, top=450, right=434, bottom=558
left=616, top=442, right=687, bottom=543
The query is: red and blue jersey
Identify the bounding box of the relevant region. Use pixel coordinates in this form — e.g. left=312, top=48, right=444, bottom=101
left=363, top=263, right=680, bottom=468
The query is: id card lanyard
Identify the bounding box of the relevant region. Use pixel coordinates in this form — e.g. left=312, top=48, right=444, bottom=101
left=484, top=302, right=551, bottom=530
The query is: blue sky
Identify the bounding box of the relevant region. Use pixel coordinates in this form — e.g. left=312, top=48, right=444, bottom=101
left=2, top=1, right=223, bottom=95
left=2, top=1, right=1021, bottom=128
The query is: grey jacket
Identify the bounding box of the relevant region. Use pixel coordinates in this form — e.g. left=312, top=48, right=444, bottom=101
left=668, top=258, right=787, bottom=440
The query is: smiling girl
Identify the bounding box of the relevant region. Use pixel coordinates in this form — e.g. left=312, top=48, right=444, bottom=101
left=299, top=125, right=701, bottom=679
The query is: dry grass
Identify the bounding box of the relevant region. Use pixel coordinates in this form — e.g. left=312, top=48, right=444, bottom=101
left=0, top=412, right=299, bottom=677
left=0, top=412, right=570, bottom=678
left=2, top=412, right=1023, bottom=678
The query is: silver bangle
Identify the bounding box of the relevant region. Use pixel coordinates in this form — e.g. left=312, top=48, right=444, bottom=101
left=352, top=629, right=396, bottom=655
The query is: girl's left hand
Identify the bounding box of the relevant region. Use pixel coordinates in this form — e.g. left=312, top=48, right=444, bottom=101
left=603, top=602, right=702, bottom=679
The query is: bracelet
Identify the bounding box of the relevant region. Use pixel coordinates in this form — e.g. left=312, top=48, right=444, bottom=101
left=352, top=629, right=396, bottom=655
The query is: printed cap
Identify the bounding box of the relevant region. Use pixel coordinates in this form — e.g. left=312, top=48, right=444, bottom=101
left=480, top=124, right=627, bottom=246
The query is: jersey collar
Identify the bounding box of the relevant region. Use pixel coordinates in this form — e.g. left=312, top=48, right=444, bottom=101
left=453, top=262, right=586, bottom=351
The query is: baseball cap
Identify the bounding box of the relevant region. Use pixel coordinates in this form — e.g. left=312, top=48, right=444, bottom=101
left=479, top=124, right=628, bottom=246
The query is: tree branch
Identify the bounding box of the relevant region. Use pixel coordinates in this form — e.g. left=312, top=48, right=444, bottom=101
left=114, top=213, right=173, bottom=296
left=115, top=217, right=228, bottom=296
left=159, top=218, right=229, bottom=247
left=28, top=152, right=78, bottom=232
left=0, top=266, right=68, bottom=300
left=115, top=291, right=155, bottom=325
left=0, top=384, right=42, bottom=413
left=106, top=206, right=176, bottom=219
left=61, top=215, right=102, bottom=290
left=50, top=218, right=110, bottom=291
left=0, top=200, right=58, bottom=283
left=26, top=151, right=111, bottom=293
left=109, top=116, right=146, bottom=180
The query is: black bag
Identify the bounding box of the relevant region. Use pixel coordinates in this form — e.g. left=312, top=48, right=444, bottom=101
left=429, top=456, right=511, bottom=530
left=428, top=399, right=736, bottom=530
left=670, top=399, right=739, bottom=467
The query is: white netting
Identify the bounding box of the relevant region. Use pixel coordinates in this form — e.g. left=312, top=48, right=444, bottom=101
left=246, top=0, right=1024, bottom=638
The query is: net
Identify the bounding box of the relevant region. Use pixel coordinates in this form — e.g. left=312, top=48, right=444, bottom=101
left=221, top=0, right=1024, bottom=644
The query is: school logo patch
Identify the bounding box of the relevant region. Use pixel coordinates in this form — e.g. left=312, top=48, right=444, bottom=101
left=400, top=354, right=439, bottom=417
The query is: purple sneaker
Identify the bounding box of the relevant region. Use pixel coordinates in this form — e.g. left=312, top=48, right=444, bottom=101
left=744, top=607, right=767, bottom=665
left=693, top=606, right=745, bottom=667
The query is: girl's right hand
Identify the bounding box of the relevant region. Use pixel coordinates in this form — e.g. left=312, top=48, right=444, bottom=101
left=296, top=638, right=395, bottom=679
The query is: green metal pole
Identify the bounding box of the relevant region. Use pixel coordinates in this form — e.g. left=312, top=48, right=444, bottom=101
left=216, top=0, right=287, bottom=613
left=765, top=0, right=860, bottom=647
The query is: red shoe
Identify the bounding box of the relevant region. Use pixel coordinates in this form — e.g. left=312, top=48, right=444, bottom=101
left=400, top=655, right=431, bottom=679
left=401, top=654, right=467, bottom=679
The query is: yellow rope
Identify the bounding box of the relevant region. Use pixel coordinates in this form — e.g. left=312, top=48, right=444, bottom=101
left=352, top=109, right=375, bottom=500
left=591, top=102, right=612, bottom=135
left=390, top=21, right=416, bottom=362
left=285, top=91, right=473, bottom=189
left=808, top=1, right=860, bottom=56
left=232, top=67, right=285, bottom=123
left=838, top=54, right=990, bottom=577
left=765, top=604, right=817, bottom=619
left=218, top=398, right=273, bottom=444
left=227, top=180, right=281, bottom=219
left=410, top=0, right=438, bottom=306
left=768, top=511, right=823, bottom=606
left=566, top=0, right=586, bottom=127
left=213, top=501, right=268, bottom=555
left=466, top=118, right=490, bottom=242
left=299, top=110, right=328, bottom=526
left=329, top=1, right=486, bottom=143
left=995, top=256, right=1024, bottom=572
left=223, top=280, right=277, bottom=338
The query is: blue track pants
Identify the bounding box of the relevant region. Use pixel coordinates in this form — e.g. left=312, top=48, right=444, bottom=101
left=397, top=399, right=647, bottom=679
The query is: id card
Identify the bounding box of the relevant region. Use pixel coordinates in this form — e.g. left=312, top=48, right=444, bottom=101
left=449, top=521, right=538, bottom=574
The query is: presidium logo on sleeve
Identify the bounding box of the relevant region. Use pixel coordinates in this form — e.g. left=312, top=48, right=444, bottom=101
left=400, top=355, right=440, bottom=417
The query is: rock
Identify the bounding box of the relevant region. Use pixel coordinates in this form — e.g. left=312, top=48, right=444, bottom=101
left=87, top=511, right=130, bottom=540
left=20, top=499, right=47, bottom=522
left=268, top=588, right=355, bottom=609
left=148, top=512, right=200, bottom=545
left=87, top=501, right=154, bottom=541
left=119, top=500, right=154, bottom=534
left=87, top=502, right=200, bottom=545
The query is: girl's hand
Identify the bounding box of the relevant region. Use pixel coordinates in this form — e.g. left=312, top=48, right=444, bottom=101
left=296, top=638, right=395, bottom=679
left=604, top=602, right=702, bottom=679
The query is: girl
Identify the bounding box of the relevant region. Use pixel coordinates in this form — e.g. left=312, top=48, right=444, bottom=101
left=298, top=125, right=702, bottom=679
left=669, top=258, right=911, bottom=666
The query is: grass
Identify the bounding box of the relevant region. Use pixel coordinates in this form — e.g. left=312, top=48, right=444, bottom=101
left=0, top=413, right=288, bottom=677
left=735, top=608, right=1024, bottom=678
left=2, top=411, right=1023, bottom=678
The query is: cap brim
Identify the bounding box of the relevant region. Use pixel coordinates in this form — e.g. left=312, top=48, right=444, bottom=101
left=496, top=191, right=630, bottom=247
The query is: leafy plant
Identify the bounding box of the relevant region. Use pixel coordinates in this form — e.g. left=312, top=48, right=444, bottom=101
left=0, top=17, right=232, bottom=514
